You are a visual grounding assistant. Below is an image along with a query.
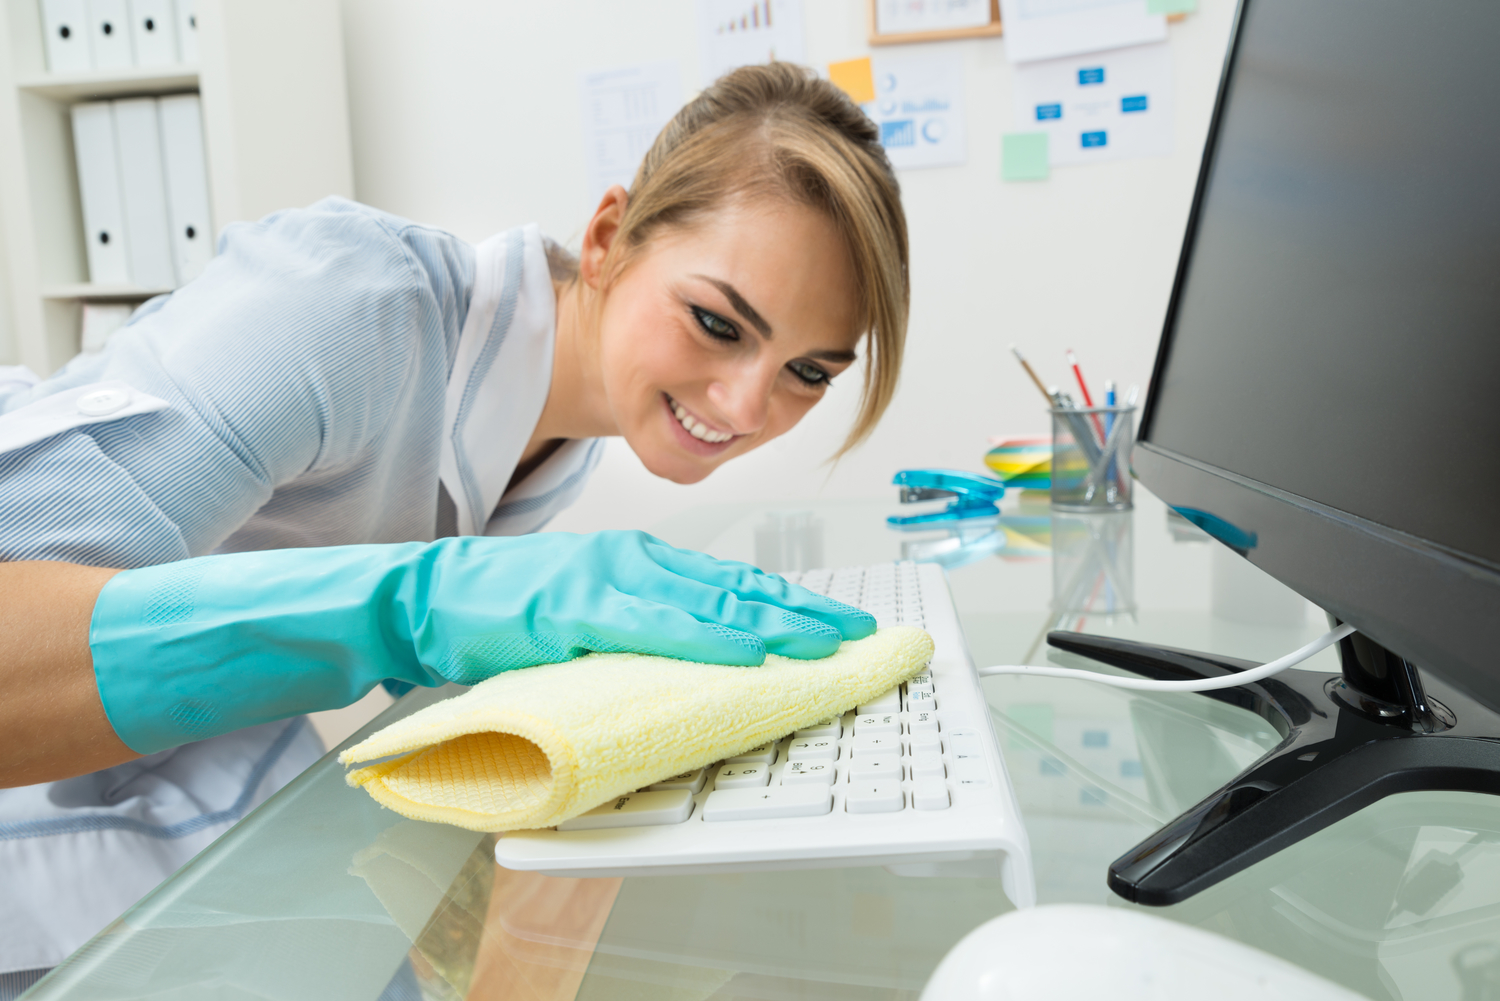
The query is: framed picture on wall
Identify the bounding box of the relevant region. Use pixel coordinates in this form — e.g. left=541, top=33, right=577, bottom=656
left=868, top=0, right=1003, bottom=46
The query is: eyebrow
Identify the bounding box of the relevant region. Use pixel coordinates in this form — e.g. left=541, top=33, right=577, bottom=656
left=806, top=348, right=858, bottom=364
left=692, top=275, right=772, bottom=337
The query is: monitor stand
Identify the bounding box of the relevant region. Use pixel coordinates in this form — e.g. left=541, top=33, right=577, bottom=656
left=1046, top=627, right=1500, bottom=906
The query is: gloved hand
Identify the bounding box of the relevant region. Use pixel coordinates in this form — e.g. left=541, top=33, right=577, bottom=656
left=90, top=531, right=875, bottom=754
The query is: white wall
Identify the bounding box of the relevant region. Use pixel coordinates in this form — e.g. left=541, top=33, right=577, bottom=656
left=339, top=0, right=1237, bottom=533
left=0, top=193, right=13, bottom=366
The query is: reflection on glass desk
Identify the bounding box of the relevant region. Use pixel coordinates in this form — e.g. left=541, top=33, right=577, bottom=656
left=26, top=487, right=1500, bottom=1000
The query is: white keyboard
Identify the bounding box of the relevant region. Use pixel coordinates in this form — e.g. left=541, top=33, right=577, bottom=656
left=494, top=560, right=1035, bottom=907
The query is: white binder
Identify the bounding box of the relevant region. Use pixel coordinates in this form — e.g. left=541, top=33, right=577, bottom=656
left=127, top=0, right=178, bottom=67
left=173, top=0, right=197, bottom=64
left=113, top=98, right=176, bottom=290
left=70, top=102, right=130, bottom=285
left=41, top=0, right=94, bottom=74
left=86, top=0, right=134, bottom=70
left=158, top=94, right=213, bottom=285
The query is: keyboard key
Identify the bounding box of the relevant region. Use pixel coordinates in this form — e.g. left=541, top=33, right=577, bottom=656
left=909, top=730, right=942, bottom=754
left=910, top=753, right=945, bottom=779
left=704, top=786, right=833, bottom=821
left=908, top=673, right=934, bottom=695
left=787, top=738, right=839, bottom=761
left=858, top=689, right=902, bottom=714
left=782, top=760, right=836, bottom=785
left=855, top=713, right=901, bottom=735
left=845, top=781, right=904, bottom=814
left=794, top=719, right=842, bottom=739
left=727, top=742, right=777, bottom=764
left=848, top=756, right=902, bottom=782
left=950, top=732, right=983, bottom=755
left=850, top=733, right=901, bottom=756
left=913, top=781, right=950, bottom=811
left=907, top=690, right=937, bottom=710
left=715, top=764, right=771, bottom=789
left=557, top=790, right=694, bottom=830
left=908, top=711, right=939, bottom=734
left=648, top=768, right=706, bottom=793
left=953, top=759, right=990, bottom=786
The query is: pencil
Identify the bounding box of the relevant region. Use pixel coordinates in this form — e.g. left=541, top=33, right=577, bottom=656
left=1010, top=345, right=1053, bottom=403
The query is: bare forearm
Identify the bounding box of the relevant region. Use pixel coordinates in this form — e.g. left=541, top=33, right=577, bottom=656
left=0, top=561, right=135, bottom=787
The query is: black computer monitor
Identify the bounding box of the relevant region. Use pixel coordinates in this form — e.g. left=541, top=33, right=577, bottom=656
left=1049, top=0, right=1500, bottom=905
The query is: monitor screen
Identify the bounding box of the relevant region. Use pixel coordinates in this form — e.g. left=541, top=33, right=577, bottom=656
left=1145, top=0, right=1500, bottom=571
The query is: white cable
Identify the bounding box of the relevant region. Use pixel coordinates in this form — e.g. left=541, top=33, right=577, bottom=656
left=975, top=622, right=1356, bottom=692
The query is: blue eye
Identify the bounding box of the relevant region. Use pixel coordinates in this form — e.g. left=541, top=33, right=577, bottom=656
left=788, top=360, right=830, bottom=386
left=692, top=306, right=737, bottom=341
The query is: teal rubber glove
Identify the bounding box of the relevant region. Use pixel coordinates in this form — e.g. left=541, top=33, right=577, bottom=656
left=90, top=531, right=876, bottom=754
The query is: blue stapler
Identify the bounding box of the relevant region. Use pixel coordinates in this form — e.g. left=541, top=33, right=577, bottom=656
left=887, top=469, right=1007, bottom=527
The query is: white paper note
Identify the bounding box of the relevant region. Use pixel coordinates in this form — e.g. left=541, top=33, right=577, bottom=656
left=869, top=53, right=967, bottom=170
left=998, top=0, right=1165, bottom=63
left=1011, top=41, right=1172, bottom=165
left=579, top=62, right=684, bottom=206
left=697, top=0, right=805, bottom=87
left=875, top=0, right=991, bottom=36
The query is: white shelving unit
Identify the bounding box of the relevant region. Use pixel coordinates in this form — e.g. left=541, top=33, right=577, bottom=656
left=0, top=0, right=355, bottom=374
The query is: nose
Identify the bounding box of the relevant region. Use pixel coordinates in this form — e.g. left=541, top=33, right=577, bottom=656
left=706, top=361, right=777, bottom=435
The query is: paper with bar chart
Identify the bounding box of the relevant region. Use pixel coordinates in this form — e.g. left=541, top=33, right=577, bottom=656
left=579, top=62, right=685, bottom=205
left=868, top=53, right=967, bottom=170
left=696, top=0, right=806, bottom=86
left=1011, top=41, right=1173, bottom=165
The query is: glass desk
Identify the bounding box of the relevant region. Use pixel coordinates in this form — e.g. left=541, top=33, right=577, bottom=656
left=25, top=487, right=1500, bottom=1000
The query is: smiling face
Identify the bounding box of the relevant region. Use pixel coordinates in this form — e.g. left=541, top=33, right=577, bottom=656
left=588, top=196, right=863, bottom=484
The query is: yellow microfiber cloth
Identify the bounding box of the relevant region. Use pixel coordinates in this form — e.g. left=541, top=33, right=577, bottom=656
left=340, top=626, right=934, bottom=832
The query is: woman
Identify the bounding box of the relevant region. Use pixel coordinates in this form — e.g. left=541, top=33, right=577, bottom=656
left=0, top=64, right=908, bottom=978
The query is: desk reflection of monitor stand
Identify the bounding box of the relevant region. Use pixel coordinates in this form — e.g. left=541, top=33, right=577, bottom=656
left=1048, top=629, right=1500, bottom=907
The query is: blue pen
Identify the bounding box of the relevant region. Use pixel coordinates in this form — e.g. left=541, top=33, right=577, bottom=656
left=1103, top=380, right=1118, bottom=609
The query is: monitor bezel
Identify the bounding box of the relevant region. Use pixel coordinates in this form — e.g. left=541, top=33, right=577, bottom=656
left=1134, top=0, right=1500, bottom=710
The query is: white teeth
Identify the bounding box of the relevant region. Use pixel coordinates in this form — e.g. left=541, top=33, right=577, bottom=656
left=668, top=397, right=732, bottom=443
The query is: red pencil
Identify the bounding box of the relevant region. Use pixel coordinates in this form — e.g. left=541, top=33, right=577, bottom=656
left=1068, top=350, right=1106, bottom=441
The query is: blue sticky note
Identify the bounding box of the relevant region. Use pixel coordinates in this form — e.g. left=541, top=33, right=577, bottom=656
left=1002, top=132, right=1049, bottom=181
left=1121, top=94, right=1148, bottom=113
left=1081, top=130, right=1108, bottom=148
left=1035, top=102, right=1062, bottom=121
left=881, top=119, right=915, bottom=148
left=1078, top=66, right=1105, bottom=86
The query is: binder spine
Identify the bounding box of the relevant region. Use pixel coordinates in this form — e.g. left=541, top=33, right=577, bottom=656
left=42, top=0, right=94, bottom=74
left=70, top=101, right=131, bottom=285
left=127, top=0, right=179, bottom=67
left=85, top=0, right=135, bottom=71
left=113, top=98, right=176, bottom=290
left=158, top=94, right=214, bottom=285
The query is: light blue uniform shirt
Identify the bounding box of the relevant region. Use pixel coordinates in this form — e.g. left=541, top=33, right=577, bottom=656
left=0, top=198, right=603, bottom=971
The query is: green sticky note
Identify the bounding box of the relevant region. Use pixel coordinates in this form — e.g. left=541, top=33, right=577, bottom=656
left=1002, top=132, right=1049, bottom=182
left=1147, top=0, right=1196, bottom=13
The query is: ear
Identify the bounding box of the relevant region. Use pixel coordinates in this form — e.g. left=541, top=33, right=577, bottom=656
left=579, top=185, right=629, bottom=290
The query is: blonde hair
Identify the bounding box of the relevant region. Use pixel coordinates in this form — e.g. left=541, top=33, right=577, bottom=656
left=599, top=62, right=909, bottom=456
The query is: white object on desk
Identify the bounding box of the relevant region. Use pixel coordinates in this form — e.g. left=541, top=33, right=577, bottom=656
left=87, top=0, right=135, bottom=70
left=922, top=905, right=1369, bottom=1000
left=42, top=0, right=94, bottom=73
left=496, top=561, right=1036, bottom=909
left=71, top=102, right=131, bottom=285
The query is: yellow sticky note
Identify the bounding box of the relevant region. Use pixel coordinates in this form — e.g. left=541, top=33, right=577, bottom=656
left=828, top=57, right=876, bottom=104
